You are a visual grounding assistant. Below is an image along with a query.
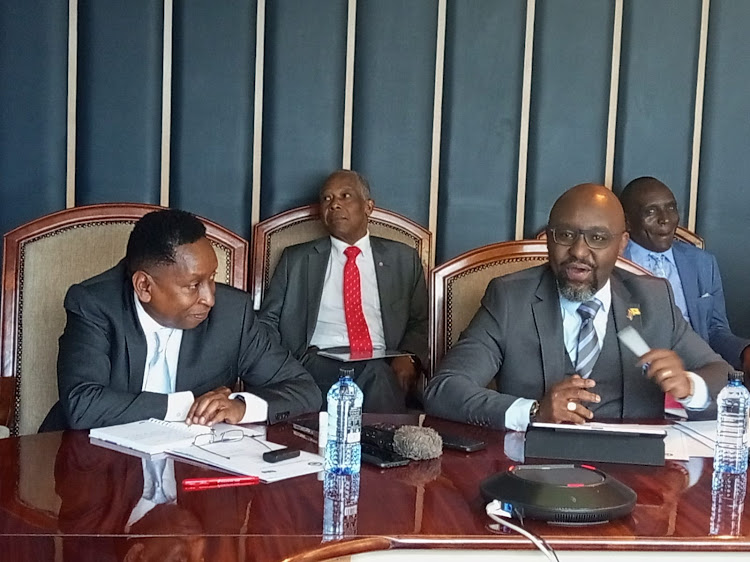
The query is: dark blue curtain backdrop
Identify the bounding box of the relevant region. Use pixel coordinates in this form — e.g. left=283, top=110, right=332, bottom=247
left=2, top=0, right=750, bottom=335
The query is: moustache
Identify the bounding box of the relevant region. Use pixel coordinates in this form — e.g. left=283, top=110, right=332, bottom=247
left=560, top=257, right=595, bottom=269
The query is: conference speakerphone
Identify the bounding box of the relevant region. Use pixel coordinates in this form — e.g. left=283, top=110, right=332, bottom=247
left=480, top=464, right=637, bottom=523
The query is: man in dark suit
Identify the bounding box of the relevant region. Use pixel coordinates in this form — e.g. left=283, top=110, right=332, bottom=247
left=41, top=209, right=320, bottom=431
left=620, top=176, right=750, bottom=373
left=259, top=170, right=428, bottom=412
left=425, top=183, right=729, bottom=430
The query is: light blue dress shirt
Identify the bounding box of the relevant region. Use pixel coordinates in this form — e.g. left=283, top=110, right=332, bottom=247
left=626, top=240, right=691, bottom=323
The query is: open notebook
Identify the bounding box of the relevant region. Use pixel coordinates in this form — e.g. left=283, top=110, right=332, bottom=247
left=89, top=418, right=262, bottom=456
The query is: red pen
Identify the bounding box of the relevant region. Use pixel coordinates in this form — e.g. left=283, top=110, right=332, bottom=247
left=182, top=475, right=260, bottom=491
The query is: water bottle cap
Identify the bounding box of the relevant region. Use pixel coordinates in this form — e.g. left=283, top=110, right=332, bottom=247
left=728, top=370, right=745, bottom=383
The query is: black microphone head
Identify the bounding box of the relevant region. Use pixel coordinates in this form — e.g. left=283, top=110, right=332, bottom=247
left=392, top=426, right=443, bottom=460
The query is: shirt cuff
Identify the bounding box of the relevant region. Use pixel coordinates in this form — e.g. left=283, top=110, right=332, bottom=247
left=679, top=372, right=710, bottom=411
left=229, top=392, right=269, bottom=423
left=165, top=391, right=194, bottom=421
left=505, top=397, right=537, bottom=432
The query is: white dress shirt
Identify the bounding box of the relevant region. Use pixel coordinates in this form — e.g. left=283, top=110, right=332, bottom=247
left=309, top=232, right=387, bottom=350
left=134, top=294, right=267, bottom=424
left=504, top=281, right=709, bottom=431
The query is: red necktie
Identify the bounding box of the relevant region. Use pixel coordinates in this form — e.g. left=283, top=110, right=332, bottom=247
left=343, top=246, right=373, bottom=356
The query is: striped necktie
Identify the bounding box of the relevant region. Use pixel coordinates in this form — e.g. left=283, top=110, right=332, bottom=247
left=576, top=299, right=602, bottom=379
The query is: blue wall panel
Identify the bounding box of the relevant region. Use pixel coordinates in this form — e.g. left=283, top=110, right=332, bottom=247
left=436, top=0, right=525, bottom=261
left=351, top=0, right=437, bottom=226
left=171, top=0, right=256, bottom=240
left=698, top=0, right=750, bottom=337
left=75, top=0, right=163, bottom=204
left=524, top=0, right=613, bottom=236
left=613, top=0, right=701, bottom=212
left=260, top=0, right=347, bottom=218
left=0, top=1, right=67, bottom=237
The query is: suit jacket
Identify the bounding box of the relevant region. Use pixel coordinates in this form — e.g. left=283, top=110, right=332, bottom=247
left=424, top=265, right=729, bottom=429
left=624, top=239, right=750, bottom=369
left=42, top=261, right=320, bottom=431
left=258, top=236, right=428, bottom=368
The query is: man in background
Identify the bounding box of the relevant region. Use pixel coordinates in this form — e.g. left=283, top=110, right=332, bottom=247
left=41, top=209, right=319, bottom=431
left=259, top=169, right=428, bottom=412
left=425, top=183, right=729, bottom=430
left=619, top=176, right=750, bottom=373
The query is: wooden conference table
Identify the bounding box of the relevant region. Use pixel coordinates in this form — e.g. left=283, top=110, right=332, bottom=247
left=0, top=414, right=748, bottom=562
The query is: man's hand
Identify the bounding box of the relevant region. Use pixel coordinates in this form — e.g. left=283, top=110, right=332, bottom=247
left=186, top=386, right=245, bottom=426
left=639, top=348, right=692, bottom=399
left=390, top=355, right=418, bottom=392
left=537, top=374, right=600, bottom=424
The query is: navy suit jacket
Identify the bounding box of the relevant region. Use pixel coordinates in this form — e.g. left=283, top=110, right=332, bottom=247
left=624, top=239, right=749, bottom=369
left=42, top=261, right=320, bottom=431
left=258, top=236, right=428, bottom=368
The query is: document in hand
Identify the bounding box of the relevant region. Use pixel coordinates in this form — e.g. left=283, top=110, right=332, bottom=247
left=89, top=418, right=262, bottom=456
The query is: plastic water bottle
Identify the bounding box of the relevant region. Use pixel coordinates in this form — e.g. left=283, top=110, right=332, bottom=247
left=710, top=469, right=746, bottom=536
left=322, top=471, right=360, bottom=541
left=713, top=370, right=750, bottom=474
left=324, top=368, right=363, bottom=474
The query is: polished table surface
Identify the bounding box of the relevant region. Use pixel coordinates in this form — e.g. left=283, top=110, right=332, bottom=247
left=1, top=414, right=748, bottom=561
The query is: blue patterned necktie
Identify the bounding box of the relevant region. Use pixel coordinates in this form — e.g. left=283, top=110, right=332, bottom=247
left=576, top=299, right=602, bottom=379
left=649, top=253, right=668, bottom=278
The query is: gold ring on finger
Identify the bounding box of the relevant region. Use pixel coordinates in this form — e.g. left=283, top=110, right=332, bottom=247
left=567, top=401, right=577, bottom=412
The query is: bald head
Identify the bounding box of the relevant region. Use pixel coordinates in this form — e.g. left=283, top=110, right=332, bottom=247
left=546, top=183, right=630, bottom=301
left=549, top=183, right=626, bottom=233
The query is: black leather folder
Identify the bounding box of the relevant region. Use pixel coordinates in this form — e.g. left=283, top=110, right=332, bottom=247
left=524, top=422, right=666, bottom=466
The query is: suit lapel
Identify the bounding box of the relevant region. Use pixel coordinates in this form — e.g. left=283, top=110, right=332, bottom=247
left=611, top=273, right=650, bottom=417
left=306, top=238, right=330, bottom=342
left=671, top=242, right=701, bottom=326
left=122, top=278, right=148, bottom=394
left=371, top=238, right=397, bottom=347
left=532, top=268, right=566, bottom=392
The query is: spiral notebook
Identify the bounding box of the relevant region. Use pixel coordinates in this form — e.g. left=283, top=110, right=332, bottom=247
left=89, top=418, right=261, bottom=456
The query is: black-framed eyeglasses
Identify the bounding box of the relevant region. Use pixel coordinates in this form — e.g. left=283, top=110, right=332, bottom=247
left=547, top=227, right=619, bottom=250
left=192, top=430, right=271, bottom=460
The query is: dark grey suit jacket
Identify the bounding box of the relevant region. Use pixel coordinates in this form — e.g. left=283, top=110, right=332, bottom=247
left=424, top=265, right=730, bottom=429
left=258, top=236, right=428, bottom=367
left=42, top=261, right=320, bottom=431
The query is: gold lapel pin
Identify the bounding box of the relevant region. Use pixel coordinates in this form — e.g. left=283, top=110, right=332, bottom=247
left=626, top=307, right=641, bottom=321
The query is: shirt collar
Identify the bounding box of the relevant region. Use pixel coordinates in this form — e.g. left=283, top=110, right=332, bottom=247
left=628, top=239, right=675, bottom=264
left=558, top=279, right=612, bottom=316
left=330, top=231, right=372, bottom=258
left=134, top=292, right=174, bottom=336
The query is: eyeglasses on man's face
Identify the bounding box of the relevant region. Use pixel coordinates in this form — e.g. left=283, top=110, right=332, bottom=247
left=547, top=227, right=619, bottom=250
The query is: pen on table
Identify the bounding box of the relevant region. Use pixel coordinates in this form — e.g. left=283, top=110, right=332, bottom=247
left=182, top=475, right=260, bottom=491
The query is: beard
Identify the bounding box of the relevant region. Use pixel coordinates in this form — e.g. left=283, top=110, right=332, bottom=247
left=555, top=259, right=599, bottom=302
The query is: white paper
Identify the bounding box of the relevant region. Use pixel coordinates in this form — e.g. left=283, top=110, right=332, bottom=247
left=170, top=436, right=324, bottom=483
left=617, top=326, right=651, bottom=357
left=89, top=419, right=263, bottom=456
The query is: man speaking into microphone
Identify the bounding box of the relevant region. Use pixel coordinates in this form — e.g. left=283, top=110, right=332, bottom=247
left=425, top=184, right=729, bottom=431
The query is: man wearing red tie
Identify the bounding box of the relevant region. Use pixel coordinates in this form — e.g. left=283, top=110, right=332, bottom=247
left=259, top=170, right=428, bottom=412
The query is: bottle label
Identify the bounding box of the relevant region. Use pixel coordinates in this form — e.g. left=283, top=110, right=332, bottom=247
left=346, top=407, right=362, bottom=442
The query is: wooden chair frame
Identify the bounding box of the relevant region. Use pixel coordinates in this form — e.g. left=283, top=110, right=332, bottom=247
left=429, top=239, right=650, bottom=375
left=0, top=203, right=248, bottom=435
left=251, top=204, right=431, bottom=310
